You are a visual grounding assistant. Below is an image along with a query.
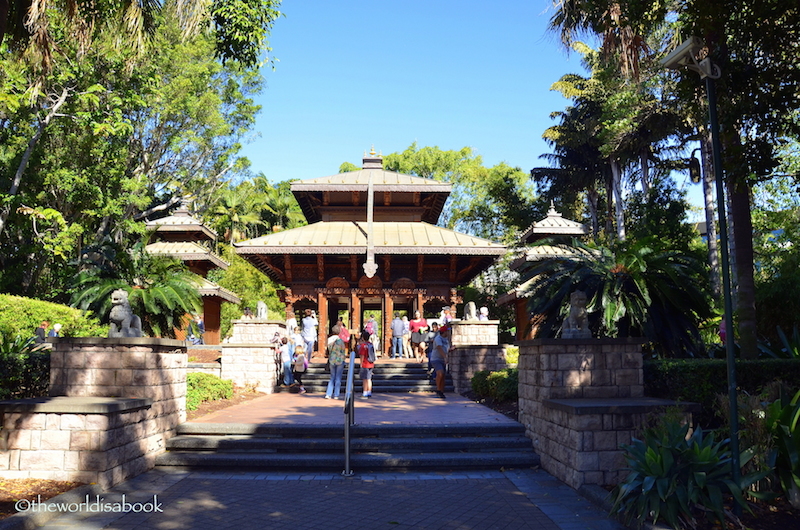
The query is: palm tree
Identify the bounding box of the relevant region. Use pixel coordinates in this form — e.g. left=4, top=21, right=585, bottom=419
left=210, top=187, right=263, bottom=243
left=519, top=237, right=713, bottom=357
left=70, top=240, right=201, bottom=338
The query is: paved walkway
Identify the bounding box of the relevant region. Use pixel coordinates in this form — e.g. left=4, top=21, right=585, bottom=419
left=28, top=391, right=627, bottom=530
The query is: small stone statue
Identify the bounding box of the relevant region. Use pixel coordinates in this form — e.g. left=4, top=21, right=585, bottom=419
left=561, top=290, right=591, bottom=339
left=463, top=301, right=478, bottom=321
left=108, top=289, right=143, bottom=338
left=256, top=300, right=267, bottom=319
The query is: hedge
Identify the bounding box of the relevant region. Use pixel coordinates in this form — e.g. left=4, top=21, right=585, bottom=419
left=644, top=358, right=800, bottom=427
left=186, top=372, right=233, bottom=411
left=0, top=293, right=107, bottom=340
left=471, top=368, right=518, bottom=402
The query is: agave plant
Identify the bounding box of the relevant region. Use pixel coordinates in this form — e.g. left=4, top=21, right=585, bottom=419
left=70, top=240, right=201, bottom=338
left=518, top=237, right=713, bottom=357
left=765, top=389, right=800, bottom=508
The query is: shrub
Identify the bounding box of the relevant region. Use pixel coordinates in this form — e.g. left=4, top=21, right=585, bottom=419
left=611, top=418, right=766, bottom=529
left=0, top=334, right=50, bottom=399
left=0, top=293, right=107, bottom=339
left=186, top=372, right=233, bottom=411
left=765, top=389, right=800, bottom=508
left=471, top=368, right=518, bottom=402
left=504, top=345, right=519, bottom=365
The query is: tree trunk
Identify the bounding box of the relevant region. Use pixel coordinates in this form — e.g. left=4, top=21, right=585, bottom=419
left=587, top=186, right=600, bottom=240
left=611, top=158, right=626, bottom=241
left=700, top=134, right=720, bottom=297
left=639, top=148, right=650, bottom=194
left=729, top=180, right=758, bottom=359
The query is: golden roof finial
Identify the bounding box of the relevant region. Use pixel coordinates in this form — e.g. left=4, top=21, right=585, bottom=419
left=370, top=145, right=376, bottom=156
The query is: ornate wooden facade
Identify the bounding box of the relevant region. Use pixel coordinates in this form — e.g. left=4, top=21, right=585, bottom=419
left=234, top=152, right=506, bottom=355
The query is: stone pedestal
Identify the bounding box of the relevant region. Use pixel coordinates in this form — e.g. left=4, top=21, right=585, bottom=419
left=222, top=320, right=284, bottom=393
left=518, top=338, right=692, bottom=489
left=1, top=338, right=187, bottom=488
left=450, top=320, right=499, bottom=347
left=449, top=345, right=509, bottom=394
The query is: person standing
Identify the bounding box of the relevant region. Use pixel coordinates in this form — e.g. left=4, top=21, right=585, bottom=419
left=48, top=323, right=62, bottom=338
left=409, top=311, right=428, bottom=363
left=325, top=333, right=347, bottom=399
left=34, top=321, right=49, bottom=344
left=401, top=315, right=412, bottom=358
left=292, top=344, right=308, bottom=394
left=301, top=308, right=318, bottom=360
left=279, top=337, right=294, bottom=386
left=429, top=324, right=451, bottom=399
left=441, top=307, right=454, bottom=324
left=358, top=330, right=375, bottom=399
left=390, top=312, right=404, bottom=359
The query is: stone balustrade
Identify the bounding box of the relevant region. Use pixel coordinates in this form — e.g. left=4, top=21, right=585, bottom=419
left=450, top=320, right=499, bottom=347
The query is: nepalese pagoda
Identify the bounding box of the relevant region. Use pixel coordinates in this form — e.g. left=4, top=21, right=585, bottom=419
left=145, top=203, right=241, bottom=344
left=233, top=151, right=507, bottom=356
left=498, top=204, right=589, bottom=340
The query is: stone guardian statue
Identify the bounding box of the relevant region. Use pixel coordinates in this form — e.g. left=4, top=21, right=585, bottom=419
left=561, top=290, right=591, bottom=339
left=108, top=289, right=143, bottom=338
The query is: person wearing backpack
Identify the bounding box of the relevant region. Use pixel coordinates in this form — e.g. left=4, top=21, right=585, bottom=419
left=357, top=330, right=375, bottom=399
left=325, top=333, right=347, bottom=399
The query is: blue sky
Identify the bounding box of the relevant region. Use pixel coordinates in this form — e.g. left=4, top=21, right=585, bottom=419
left=239, top=0, right=704, bottom=215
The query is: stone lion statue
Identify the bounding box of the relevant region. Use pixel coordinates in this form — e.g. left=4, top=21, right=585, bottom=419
left=108, top=289, right=143, bottom=338
left=463, top=301, right=478, bottom=321
left=561, top=290, right=591, bottom=339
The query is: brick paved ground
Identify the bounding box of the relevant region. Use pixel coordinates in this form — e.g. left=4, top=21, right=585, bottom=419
left=13, top=390, right=627, bottom=530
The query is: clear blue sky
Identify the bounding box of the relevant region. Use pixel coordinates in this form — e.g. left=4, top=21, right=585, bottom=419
left=239, top=0, right=704, bottom=214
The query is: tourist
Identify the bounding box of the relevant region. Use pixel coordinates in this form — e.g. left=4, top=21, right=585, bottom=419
left=429, top=324, right=451, bottom=399
left=48, top=323, right=62, bottom=338
left=390, top=312, right=404, bottom=359
left=325, top=333, right=347, bottom=399
left=279, top=337, right=294, bottom=386
left=401, top=315, right=412, bottom=358
left=34, top=321, right=49, bottom=344
left=286, top=313, right=298, bottom=335
left=292, top=344, right=308, bottom=394
left=479, top=307, right=489, bottom=321
left=241, top=307, right=254, bottom=319
left=358, top=330, right=375, bottom=399
left=364, top=314, right=377, bottom=336
left=441, top=307, right=454, bottom=324
left=301, top=308, right=318, bottom=359
left=409, top=311, right=428, bottom=363
left=423, top=321, right=439, bottom=372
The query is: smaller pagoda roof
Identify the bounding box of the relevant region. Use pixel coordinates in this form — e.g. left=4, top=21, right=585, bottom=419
left=233, top=221, right=506, bottom=256
left=196, top=277, right=241, bottom=304
left=519, top=204, right=588, bottom=244
left=510, top=243, right=599, bottom=271
left=146, top=204, right=217, bottom=242
left=145, top=241, right=229, bottom=271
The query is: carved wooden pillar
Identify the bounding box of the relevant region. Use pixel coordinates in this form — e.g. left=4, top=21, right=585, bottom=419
left=417, top=255, right=424, bottom=282
left=383, top=292, right=393, bottom=357
left=416, top=292, right=424, bottom=316
left=382, top=255, right=391, bottom=283
left=449, top=255, right=458, bottom=284
left=351, top=291, right=361, bottom=335
left=317, top=292, right=328, bottom=360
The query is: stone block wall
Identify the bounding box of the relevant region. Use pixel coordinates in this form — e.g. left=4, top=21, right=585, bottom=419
left=0, top=398, right=159, bottom=489
left=517, top=338, right=688, bottom=489
left=0, top=338, right=187, bottom=488
left=449, top=345, right=509, bottom=394
left=228, top=320, right=286, bottom=344
left=187, top=362, right=222, bottom=378
left=450, top=320, right=499, bottom=347
left=220, top=345, right=277, bottom=393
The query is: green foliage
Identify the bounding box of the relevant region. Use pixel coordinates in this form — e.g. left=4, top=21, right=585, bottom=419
left=520, top=237, right=713, bottom=357
left=611, top=419, right=761, bottom=529
left=644, top=359, right=800, bottom=428
left=210, top=0, right=282, bottom=68
left=759, top=326, right=800, bottom=359
left=0, top=293, right=107, bottom=340
left=186, top=372, right=234, bottom=411
left=69, top=240, right=201, bottom=338
left=0, top=334, right=49, bottom=399
left=765, top=389, right=800, bottom=508
left=208, top=245, right=282, bottom=339
left=504, top=346, right=519, bottom=365
left=470, top=368, right=518, bottom=402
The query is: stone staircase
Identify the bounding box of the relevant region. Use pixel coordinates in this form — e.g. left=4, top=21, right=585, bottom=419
left=155, top=422, right=539, bottom=472
left=285, top=360, right=454, bottom=394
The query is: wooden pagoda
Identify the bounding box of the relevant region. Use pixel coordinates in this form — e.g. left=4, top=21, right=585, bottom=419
left=234, top=151, right=507, bottom=355
left=145, top=204, right=240, bottom=344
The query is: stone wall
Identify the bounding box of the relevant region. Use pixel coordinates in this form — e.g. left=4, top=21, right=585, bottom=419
left=0, top=397, right=157, bottom=488
left=187, top=362, right=222, bottom=378
left=449, top=345, right=509, bottom=394
left=0, top=337, right=187, bottom=488
left=228, top=319, right=286, bottom=344
left=220, top=345, right=277, bottom=393
left=450, top=320, right=499, bottom=347
left=518, top=338, right=686, bottom=490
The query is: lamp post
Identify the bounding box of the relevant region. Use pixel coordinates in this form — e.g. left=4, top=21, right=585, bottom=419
left=363, top=170, right=378, bottom=278
left=661, top=37, right=740, bottom=494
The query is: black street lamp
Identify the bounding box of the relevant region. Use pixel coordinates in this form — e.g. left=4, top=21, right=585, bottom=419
left=661, top=37, right=741, bottom=494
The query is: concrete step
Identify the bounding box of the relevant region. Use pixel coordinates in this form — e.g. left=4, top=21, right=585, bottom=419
left=158, top=422, right=538, bottom=472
